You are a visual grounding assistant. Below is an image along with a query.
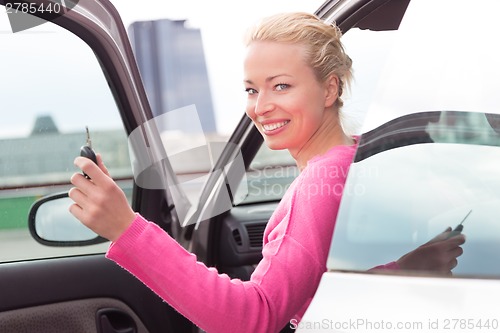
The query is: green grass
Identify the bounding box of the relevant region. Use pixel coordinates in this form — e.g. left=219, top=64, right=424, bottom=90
left=0, top=196, right=37, bottom=230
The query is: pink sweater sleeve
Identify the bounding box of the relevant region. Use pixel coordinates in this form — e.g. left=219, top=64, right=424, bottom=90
left=106, top=145, right=356, bottom=333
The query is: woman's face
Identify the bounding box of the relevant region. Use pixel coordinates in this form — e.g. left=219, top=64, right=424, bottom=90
left=244, top=41, right=335, bottom=154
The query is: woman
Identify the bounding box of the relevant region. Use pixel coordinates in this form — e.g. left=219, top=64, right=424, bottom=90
left=69, top=12, right=464, bottom=333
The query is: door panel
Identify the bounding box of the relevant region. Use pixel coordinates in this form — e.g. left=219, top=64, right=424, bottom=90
left=0, top=255, right=193, bottom=332
left=0, top=298, right=147, bottom=333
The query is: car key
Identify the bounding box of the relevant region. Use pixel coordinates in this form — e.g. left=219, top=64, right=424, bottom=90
left=80, top=126, right=97, bottom=178
left=445, top=209, right=471, bottom=239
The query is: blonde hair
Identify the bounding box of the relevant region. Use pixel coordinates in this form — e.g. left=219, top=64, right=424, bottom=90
left=245, top=12, right=353, bottom=110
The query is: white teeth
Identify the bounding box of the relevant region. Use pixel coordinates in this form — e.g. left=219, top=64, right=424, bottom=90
left=262, top=121, right=289, bottom=131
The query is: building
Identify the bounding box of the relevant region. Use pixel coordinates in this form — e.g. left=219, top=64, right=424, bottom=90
left=128, top=19, right=217, bottom=134
left=0, top=115, right=131, bottom=188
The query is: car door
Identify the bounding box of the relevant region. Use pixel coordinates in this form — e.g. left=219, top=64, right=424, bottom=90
left=0, top=1, right=194, bottom=332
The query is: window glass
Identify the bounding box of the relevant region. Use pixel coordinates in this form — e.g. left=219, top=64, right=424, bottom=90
left=331, top=111, right=500, bottom=276
left=0, top=20, right=132, bottom=262
left=341, top=0, right=500, bottom=134
left=242, top=145, right=298, bottom=204
left=329, top=0, right=500, bottom=277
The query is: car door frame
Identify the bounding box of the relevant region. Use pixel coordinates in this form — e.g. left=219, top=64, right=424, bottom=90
left=0, top=0, right=195, bottom=331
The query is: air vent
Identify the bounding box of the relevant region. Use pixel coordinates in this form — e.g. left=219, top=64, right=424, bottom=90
left=232, top=229, right=243, bottom=246
left=246, top=224, right=266, bottom=248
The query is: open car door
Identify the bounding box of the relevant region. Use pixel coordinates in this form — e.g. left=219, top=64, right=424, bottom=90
left=0, top=0, right=194, bottom=332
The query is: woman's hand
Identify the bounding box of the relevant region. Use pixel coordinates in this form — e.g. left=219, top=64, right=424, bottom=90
left=396, top=227, right=466, bottom=275
left=69, top=154, right=136, bottom=242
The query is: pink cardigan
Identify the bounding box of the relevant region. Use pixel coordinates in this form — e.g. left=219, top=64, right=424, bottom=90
left=107, top=142, right=357, bottom=333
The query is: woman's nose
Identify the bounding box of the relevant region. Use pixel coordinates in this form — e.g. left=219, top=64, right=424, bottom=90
left=254, top=92, right=274, bottom=116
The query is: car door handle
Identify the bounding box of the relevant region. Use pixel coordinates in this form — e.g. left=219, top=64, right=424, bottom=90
left=96, top=308, right=137, bottom=333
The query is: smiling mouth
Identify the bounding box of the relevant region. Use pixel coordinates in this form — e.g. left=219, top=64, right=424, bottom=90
left=262, top=120, right=289, bottom=132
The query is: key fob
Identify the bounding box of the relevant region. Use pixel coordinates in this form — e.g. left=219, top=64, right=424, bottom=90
left=80, top=145, right=97, bottom=179
left=80, top=126, right=98, bottom=178
left=445, top=224, right=464, bottom=239
left=80, top=145, right=97, bottom=164
left=445, top=210, right=470, bottom=239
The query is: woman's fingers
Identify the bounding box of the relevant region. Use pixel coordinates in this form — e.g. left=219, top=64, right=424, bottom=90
left=448, top=244, right=464, bottom=258
left=74, top=156, right=109, bottom=186
left=68, top=201, right=85, bottom=224
left=68, top=186, right=89, bottom=223
left=69, top=154, right=136, bottom=242
left=427, top=226, right=452, bottom=243
left=70, top=171, right=94, bottom=195
left=96, top=153, right=111, bottom=177
left=451, top=233, right=466, bottom=245
left=448, top=258, right=458, bottom=270
left=68, top=186, right=86, bottom=205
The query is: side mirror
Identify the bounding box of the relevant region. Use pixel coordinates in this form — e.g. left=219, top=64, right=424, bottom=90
left=28, top=192, right=107, bottom=246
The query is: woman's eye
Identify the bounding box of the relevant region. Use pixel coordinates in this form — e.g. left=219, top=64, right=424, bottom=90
left=275, top=83, right=289, bottom=91
left=245, top=87, right=257, bottom=95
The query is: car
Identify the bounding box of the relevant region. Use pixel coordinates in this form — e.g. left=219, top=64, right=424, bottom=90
left=1, top=0, right=499, bottom=333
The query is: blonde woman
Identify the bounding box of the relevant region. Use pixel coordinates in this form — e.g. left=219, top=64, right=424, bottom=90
left=69, top=12, right=464, bottom=333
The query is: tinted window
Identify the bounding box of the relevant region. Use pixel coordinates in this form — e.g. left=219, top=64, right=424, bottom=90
left=331, top=111, right=500, bottom=276
left=329, top=0, right=500, bottom=277
left=242, top=145, right=298, bottom=204
left=0, top=20, right=132, bottom=262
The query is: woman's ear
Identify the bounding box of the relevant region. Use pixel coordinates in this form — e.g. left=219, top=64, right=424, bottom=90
left=324, top=74, right=340, bottom=108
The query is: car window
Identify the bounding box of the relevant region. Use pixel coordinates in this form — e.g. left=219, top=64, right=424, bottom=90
left=331, top=111, right=500, bottom=275
left=0, top=19, right=132, bottom=262
left=329, top=0, right=500, bottom=277
left=239, top=145, right=297, bottom=204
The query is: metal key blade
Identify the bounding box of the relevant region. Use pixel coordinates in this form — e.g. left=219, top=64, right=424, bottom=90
left=85, top=126, right=92, bottom=149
